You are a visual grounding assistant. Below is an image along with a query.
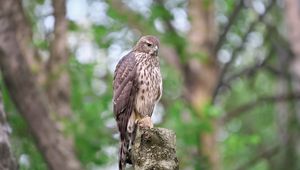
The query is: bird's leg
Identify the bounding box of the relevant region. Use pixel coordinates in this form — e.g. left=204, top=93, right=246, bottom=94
left=126, top=149, right=132, bottom=165
left=131, top=122, right=138, bottom=145
left=127, top=117, right=152, bottom=165
left=137, top=116, right=153, bottom=128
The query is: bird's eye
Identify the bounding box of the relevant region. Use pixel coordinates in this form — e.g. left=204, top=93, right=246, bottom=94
left=146, top=43, right=152, bottom=47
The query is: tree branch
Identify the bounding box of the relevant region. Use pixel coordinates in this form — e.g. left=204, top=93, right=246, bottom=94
left=264, top=64, right=300, bottom=84
left=224, top=45, right=274, bottom=85
left=46, top=0, right=72, bottom=117
left=109, top=0, right=150, bottom=33
left=13, top=0, right=42, bottom=68
left=153, top=0, right=184, bottom=71
left=48, top=0, right=69, bottom=71
left=221, top=93, right=300, bottom=123
left=154, top=0, right=177, bottom=33
left=212, top=28, right=279, bottom=104
left=212, top=0, right=276, bottom=103
left=214, top=0, right=244, bottom=53
left=235, top=145, right=279, bottom=170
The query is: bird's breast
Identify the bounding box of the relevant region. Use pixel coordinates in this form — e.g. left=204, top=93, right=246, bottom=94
left=135, top=61, right=162, bottom=117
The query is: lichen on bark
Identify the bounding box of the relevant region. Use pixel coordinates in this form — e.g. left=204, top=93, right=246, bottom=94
left=131, top=127, right=179, bottom=170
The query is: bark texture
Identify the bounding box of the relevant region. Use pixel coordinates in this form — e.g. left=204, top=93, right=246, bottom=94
left=0, top=1, right=82, bottom=170
left=47, top=0, right=72, bottom=117
left=186, top=1, right=220, bottom=169
left=131, top=127, right=179, bottom=170
left=281, top=0, right=300, bottom=169
left=0, top=92, right=18, bottom=170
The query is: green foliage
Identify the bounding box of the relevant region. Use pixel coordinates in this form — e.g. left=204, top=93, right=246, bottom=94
left=150, top=3, right=173, bottom=21
left=11, top=128, right=47, bottom=170
left=2, top=0, right=294, bottom=170
left=106, top=5, right=126, bottom=21
left=202, top=103, right=222, bottom=119
left=69, top=21, right=80, bottom=32
left=33, top=39, right=49, bottom=50
left=92, top=25, right=111, bottom=48
left=68, top=58, right=115, bottom=167
left=221, top=70, right=278, bottom=170
left=35, top=0, right=45, bottom=5
left=0, top=79, right=47, bottom=170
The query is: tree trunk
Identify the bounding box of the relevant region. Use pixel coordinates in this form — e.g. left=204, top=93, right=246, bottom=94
left=275, top=48, right=297, bottom=170
left=131, top=127, right=179, bottom=170
left=0, top=1, right=82, bottom=170
left=0, top=91, right=18, bottom=170
left=46, top=0, right=72, bottom=117
left=281, top=0, right=300, bottom=169
left=14, top=0, right=41, bottom=72
left=186, top=0, right=220, bottom=169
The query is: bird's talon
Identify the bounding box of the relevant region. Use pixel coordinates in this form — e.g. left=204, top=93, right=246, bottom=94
left=137, top=116, right=153, bottom=129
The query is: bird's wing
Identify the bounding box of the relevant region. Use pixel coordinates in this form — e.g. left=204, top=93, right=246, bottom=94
left=113, top=52, right=137, bottom=139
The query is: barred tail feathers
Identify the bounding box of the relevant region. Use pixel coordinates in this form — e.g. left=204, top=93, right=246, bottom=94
left=119, top=138, right=129, bottom=170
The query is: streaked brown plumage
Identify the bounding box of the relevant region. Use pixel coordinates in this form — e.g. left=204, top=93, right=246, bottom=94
left=113, top=35, right=162, bottom=170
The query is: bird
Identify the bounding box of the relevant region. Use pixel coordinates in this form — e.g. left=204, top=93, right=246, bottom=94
left=113, top=35, right=162, bottom=170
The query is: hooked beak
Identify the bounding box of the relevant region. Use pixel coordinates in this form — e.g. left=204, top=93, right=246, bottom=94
left=153, top=45, right=159, bottom=56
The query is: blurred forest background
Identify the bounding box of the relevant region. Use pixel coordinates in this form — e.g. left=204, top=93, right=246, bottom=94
left=1, top=0, right=300, bottom=170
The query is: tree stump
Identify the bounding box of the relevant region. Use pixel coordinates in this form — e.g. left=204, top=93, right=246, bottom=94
left=131, top=127, right=179, bottom=170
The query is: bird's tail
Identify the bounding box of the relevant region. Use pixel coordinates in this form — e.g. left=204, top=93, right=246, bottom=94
left=119, top=138, right=129, bottom=170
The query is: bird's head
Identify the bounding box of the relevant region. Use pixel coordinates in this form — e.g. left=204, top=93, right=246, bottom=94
left=134, top=35, right=160, bottom=56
